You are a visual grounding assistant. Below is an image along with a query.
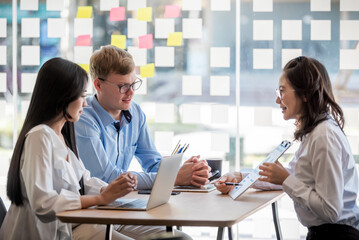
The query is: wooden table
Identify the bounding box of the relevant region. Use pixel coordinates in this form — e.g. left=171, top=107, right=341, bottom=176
left=57, top=189, right=285, bottom=240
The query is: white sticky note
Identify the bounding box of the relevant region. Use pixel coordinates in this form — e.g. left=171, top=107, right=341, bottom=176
left=127, top=18, right=147, bottom=39
left=21, top=46, right=40, bottom=66
left=210, top=76, right=230, bottom=96
left=0, top=19, right=7, bottom=38
left=282, top=20, right=302, bottom=40
left=340, top=20, right=359, bottom=40
left=21, top=18, right=40, bottom=38
left=340, top=49, right=359, bottom=70
left=74, top=18, right=93, bottom=37
left=0, top=46, right=6, bottom=65
left=211, top=0, right=230, bottom=11
left=154, top=18, right=174, bottom=39
left=127, top=0, right=146, bottom=11
left=211, top=105, right=229, bottom=124
left=100, top=0, right=119, bottom=11
left=127, top=46, right=147, bottom=66
left=154, top=131, right=174, bottom=152
left=21, top=73, right=37, bottom=93
left=21, top=100, right=30, bottom=120
left=183, top=18, right=202, bottom=39
left=340, top=0, right=359, bottom=11
left=182, top=0, right=201, bottom=11
left=253, top=0, right=273, bottom=12
left=47, top=18, right=66, bottom=38
left=210, top=47, right=230, bottom=68
left=46, top=0, right=64, bottom=11
left=0, top=73, right=6, bottom=92
left=135, top=77, right=147, bottom=95
left=311, top=0, right=330, bottom=11
left=253, top=49, right=273, bottom=69
left=181, top=104, right=201, bottom=124
left=182, top=75, right=202, bottom=96
left=74, top=46, right=93, bottom=64
left=253, top=20, right=273, bottom=40
left=311, top=20, right=331, bottom=40
left=20, top=0, right=38, bottom=11
left=155, top=47, right=174, bottom=67
left=155, top=103, right=175, bottom=123
left=282, top=49, right=302, bottom=69
left=211, top=132, right=230, bottom=152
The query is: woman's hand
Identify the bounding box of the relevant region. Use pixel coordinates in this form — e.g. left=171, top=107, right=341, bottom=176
left=258, top=161, right=289, bottom=185
left=214, top=172, right=242, bottom=194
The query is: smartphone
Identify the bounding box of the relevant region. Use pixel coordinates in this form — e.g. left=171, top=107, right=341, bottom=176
left=138, top=190, right=180, bottom=195
left=208, top=170, right=220, bottom=182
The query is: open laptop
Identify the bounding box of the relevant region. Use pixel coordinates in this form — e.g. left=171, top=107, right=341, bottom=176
left=229, top=140, right=292, bottom=200
left=96, top=153, right=183, bottom=211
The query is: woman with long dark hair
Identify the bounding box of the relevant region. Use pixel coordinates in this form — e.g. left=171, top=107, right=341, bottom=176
left=0, top=58, right=137, bottom=239
left=216, top=56, right=359, bottom=239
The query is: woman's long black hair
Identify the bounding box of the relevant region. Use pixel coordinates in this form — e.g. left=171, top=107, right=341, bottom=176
left=7, top=57, right=88, bottom=205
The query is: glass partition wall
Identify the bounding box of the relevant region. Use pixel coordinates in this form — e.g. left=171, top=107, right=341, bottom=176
left=0, top=0, right=358, bottom=239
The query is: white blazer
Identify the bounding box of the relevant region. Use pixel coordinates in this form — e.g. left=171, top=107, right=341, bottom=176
left=0, top=124, right=107, bottom=240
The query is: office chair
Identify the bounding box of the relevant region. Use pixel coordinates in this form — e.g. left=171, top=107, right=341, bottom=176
left=0, top=197, right=7, bottom=228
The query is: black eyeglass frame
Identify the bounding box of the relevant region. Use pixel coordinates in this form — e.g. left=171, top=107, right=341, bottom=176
left=98, top=77, right=143, bottom=94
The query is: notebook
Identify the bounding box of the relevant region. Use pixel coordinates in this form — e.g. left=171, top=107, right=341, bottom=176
left=229, top=140, right=292, bottom=200
left=96, top=153, right=183, bottom=211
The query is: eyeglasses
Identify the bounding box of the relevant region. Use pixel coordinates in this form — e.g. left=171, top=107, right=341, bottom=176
left=276, top=88, right=295, bottom=100
left=98, top=77, right=142, bottom=94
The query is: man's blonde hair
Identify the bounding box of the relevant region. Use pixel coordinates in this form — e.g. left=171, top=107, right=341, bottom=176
left=89, top=45, right=135, bottom=80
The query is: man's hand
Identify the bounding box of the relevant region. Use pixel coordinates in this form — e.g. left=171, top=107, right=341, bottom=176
left=175, top=155, right=211, bottom=187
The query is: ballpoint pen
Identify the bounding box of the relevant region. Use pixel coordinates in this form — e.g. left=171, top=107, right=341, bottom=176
left=171, top=140, right=181, bottom=156
left=182, top=144, right=189, bottom=153
left=224, top=182, right=241, bottom=186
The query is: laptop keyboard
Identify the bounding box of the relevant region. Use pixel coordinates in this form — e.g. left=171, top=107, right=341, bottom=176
left=113, top=199, right=148, bottom=209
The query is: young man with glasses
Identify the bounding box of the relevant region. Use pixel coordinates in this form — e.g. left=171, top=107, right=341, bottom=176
left=74, top=45, right=210, bottom=238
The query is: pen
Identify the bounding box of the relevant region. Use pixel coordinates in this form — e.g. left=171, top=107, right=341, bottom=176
left=182, top=144, right=189, bottom=153
left=171, top=140, right=181, bottom=156
left=224, top=182, right=241, bottom=186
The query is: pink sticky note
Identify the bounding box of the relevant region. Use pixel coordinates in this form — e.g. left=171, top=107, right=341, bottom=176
left=109, top=7, right=126, bottom=21
left=138, top=34, right=153, bottom=49
left=76, top=34, right=91, bottom=46
left=164, top=5, right=181, bottom=18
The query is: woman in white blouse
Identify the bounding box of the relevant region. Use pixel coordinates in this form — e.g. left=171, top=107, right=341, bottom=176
left=216, top=56, right=359, bottom=239
left=0, top=58, right=137, bottom=239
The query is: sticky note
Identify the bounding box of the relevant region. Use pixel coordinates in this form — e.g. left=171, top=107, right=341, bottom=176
left=21, top=18, right=40, bottom=38
left=340, top=20, right=359, bottom=40
left=0, top=19, right=6, bottom=38
left=253, top=0, right=273, bottom=12
left=340, top=0, right=359, bottom=11
left=76, top=35, right=92, bottom=46
left=155, top=47, right=174, bottom=67
left=127, top=0, right=146, bottom=11
left=76, top=6, right=93, bottom=18
left=111, top=34, right=126, bottom=49
left=311, top=0, right=330, bottom=11
left=139, top=34, right=153, bottom=49
left=282, top=20, right=302, bottom=40
left=340, top=49, right=359, bottom=70
left=211, top=105, right=229, bottom=124
left=127, top=46, right=147, bottom=66
left=109, top=7, right=126, bottom=21
left=182, top=104, right=201, bottom=123
left=100, top=0, right=119, bottom=11
left=127, top=18, right=147, bottom=38
left=47, top=18, right=66, bottom=38
left=21, top=45, right=40, bottom=66
left=164, top=5, right=181, bottom=18
left=182, top=18, right=202, bottom=39
left=155, top=103, right=175, bottom=123
left=20, top=0, right=38, bottom=11
left=74, top=18, right=93, bottom=37
left=253, top=49, right=273, bottom=69
left=78, top=64, right=90, bottom=73
left=0, top=73, right=6, bottom=92
left=211, top=132, right=229, bottom=152
left=0, top=46, right=6, bottom=65
left=182, top=0, right=201, bottom=11
left=155, top=18, right=175, bottom=39
left=154, top=131, right=174, bottom=152
left=46, top=0, right=64, bottom=11
left=137, top=7, right=152, bottom=22
left=182, top=75, right=202, bottom=96
left=210, top=47, right=230, bottom=68
left=282, top=49, right=302, bottom=69
left=21, top=73, right=37, bottom=93
left=140, top=63, right=155, bottom=78
left=253, top=20, right=273, bottom=40
left=210, top=76, right=230, bottom=96
left=74, top=46, right=93, bottom=64
left=211, top=0, right=230, bottom=11
left=311, top=20, right=331, bottom=40
left=167, top=32, right=182, bottom=46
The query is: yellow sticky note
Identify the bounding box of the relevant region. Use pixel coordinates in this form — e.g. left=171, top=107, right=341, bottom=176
left=140, top=63, right=155, bottom=78
left=167, top=32, right=183, bottom=46
left=77, top=6, right=93, bottom=18
left=111, top=35, right=126, bottom=49
left=137, top=7, right=152, bottom=22
left=78, top=64, right=89, bottom=73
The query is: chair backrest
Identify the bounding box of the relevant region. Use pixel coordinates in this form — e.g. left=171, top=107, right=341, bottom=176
left=0, top=197, right=7, bottom=228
